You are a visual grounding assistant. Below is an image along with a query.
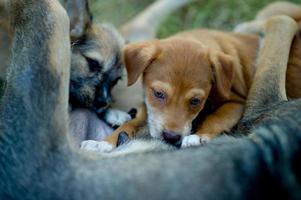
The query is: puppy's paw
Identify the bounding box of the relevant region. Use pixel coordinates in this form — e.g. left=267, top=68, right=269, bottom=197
left=104, top=109, right=131, bottom=126
left=199, top=135, right=211, bottom=144
left=117, top=131, right=130, bottom=147
left=181, top=135, right=212, bottom=148
left=80, top=140, right=113, bottom=153
left=181, top=135, right=201, bottom=148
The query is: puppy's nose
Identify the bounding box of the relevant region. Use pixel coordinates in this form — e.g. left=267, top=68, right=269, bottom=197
left=95, top=85, right=112, bottom=108
left=162, top=131, right=181, bottom=144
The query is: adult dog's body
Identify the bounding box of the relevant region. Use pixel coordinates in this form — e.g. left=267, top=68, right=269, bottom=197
left=0, top=0, right=300, bottom=199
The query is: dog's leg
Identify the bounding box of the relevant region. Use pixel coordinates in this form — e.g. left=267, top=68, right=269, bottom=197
left=0, top=0, right=10, bottom=34
left=0, top=0, right=12, bottom=81
left=256, top=2, right=301, bottom=21
left=243, top=16, right=298, bottom=117
left=234, top=4, right=301, bottom=101
left=105, top=105, right=147, bottom=144
left=234, top=2, right=301, bottom=33
left=103, top=108, right=132, bottom=127
left=81, top=104, right=147, bottom=152
left=121, top=0, right=195, bottom=42
left=234, top=20, right=266, bottom=34
left=182, top=102, right=244, bottom=148
left=0, top=0, right=70, bottom=159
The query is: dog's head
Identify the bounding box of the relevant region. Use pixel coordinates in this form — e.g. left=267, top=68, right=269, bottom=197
left=123, top=38, right=234, bottom=144
left=65, top=0, right=124, bottom=113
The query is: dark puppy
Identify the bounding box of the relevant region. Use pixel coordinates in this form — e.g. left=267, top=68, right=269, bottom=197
left=0, top=0, right=131, bottom=146
left=65, top=0, right=130, bottom=126
left=0, top=0, right=130, bottom=121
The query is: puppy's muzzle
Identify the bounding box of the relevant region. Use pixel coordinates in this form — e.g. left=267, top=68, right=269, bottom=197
left=95, top=97, right=110, bottom=108
left=95, top=84, right=112, bottom=109
left=162, top=131, right=181, bottom=145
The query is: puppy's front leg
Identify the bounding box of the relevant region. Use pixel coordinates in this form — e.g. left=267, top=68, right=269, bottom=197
left=103, top=108, right=132, bottom=127
left=81, top=104, right=147, bottom=152
left=105, top=104, right=147, bottom=144
left=182, top=102, right=244, bottom=148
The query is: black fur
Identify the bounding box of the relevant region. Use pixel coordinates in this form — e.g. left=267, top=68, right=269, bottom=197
left=0, top=80, right=4, bottom=99
left=63, top=0, right=124, bottom=113
left=117, top=132, right=130, bottom=146
left=69, top=29, right=123, bottom=112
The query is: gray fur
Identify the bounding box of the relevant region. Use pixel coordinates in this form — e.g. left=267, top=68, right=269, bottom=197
left=69, top=108, right=113, bottom=147
left=0, top=1, right=300, bottom=200
left=65, top=0, right=124, bottom=112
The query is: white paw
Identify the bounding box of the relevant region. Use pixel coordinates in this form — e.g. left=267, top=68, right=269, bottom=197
left=80, top=140, right=113, bottom=153
left=181, top=135, right=212, bottom=148
left=181, top=135, right=201, bottom=148
left=104, top=109, right=131, bottom=126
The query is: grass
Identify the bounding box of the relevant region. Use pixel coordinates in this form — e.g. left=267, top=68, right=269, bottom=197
left=90, top=0, right=300, bottom=38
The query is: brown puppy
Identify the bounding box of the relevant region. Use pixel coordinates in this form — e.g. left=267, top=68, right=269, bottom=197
left=97, top=4, right=301, bottom=151
left=106, top=34, right=256, bottom=148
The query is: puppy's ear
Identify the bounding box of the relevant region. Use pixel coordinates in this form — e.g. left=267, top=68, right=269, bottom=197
left=64, top=0, right=93, bottom=41
left=209, top=51, right=235, bottom=100
left=123, top=40, right=161, bottom=86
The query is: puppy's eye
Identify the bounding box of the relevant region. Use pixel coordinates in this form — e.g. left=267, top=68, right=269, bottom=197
left=85, top=57, right=102, bottom=72
left=153, top=90, right=165, bottom=100
left=190, top=98, right=201, bottom=106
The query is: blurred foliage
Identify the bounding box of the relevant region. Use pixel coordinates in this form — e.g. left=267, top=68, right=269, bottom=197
left=90, top=0, right=300, bottom=38
left=90, top=0, right=153, bottom=26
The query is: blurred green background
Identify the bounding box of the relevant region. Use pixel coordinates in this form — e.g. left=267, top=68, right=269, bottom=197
left=90, top=0, right=300, bottom=38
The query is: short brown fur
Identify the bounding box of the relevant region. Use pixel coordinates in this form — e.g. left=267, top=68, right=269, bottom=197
left=104, top=2, right=301, bottom=147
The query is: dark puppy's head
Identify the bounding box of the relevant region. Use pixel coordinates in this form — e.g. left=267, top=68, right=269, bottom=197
left=65, top=0, right=124, bottom=113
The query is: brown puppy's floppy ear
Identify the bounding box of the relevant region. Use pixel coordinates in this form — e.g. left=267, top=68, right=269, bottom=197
left=123, top=40, right=161, bottom=86
left=64, top=0, right=93, bottom=41
left=209, top=51, right=235, bottom=100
